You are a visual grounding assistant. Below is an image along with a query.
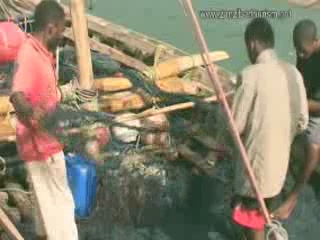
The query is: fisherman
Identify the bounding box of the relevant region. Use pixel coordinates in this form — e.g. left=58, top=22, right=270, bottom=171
left=230, top=18, right=308, bottom=240
left=273, top=19, right=320, bottom=220
left=9, top=1, right=78, bottom=239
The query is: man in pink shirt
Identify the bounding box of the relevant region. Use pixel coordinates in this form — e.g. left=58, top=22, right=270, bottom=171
left=10, top=1, right=78, bottom=239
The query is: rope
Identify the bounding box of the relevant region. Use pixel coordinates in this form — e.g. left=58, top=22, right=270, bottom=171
left=266, top=220, right=288, bottom=240
left=0, top=156, right=6, bottom=175
left=61, top=82, right=99, bottom=111
left=143, top=45, right=167, bottom=81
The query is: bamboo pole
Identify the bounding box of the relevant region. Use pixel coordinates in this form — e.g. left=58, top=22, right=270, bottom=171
left=116, top=90, right=234, bottom=123
left=69, top=0, right=94, bottom=90
left=0, top=207, right=24, bottom=240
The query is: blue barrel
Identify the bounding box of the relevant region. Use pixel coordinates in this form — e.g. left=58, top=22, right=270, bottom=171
left=65, top=153, right=97, bottom=219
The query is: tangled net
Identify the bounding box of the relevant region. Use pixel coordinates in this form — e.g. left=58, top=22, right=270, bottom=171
left=90, top=151, right=191, bottom=227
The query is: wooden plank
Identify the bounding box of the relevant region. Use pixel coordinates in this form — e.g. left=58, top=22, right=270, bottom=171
left=146, top=51, right=230, bottom=80
left=0, top=207, right=24, bottom=240
left=99, top=91, right=146, bottom=112
left=287, top=0, right=320, bottom=8
left=64, top=28, right=148, bottom=72
left=94, top=77, right=133, bottom=92
left=155, top=77, right=203, bottom=95
left=0, top=96, right=13, bottom=115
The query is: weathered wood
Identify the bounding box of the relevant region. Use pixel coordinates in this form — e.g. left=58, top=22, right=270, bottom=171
left=0, top=207, right=24, bottom=240
left=144, top=51, right=230, bottom=80
left=0, top=118, right=16, bottom=139
left=6, top=0, right=182, bottom=60
left=64, top=28, right=148, bottom=72
left=69, top=0, right=94, bottom=90
left=99, top=91, right=146, bottom=112
left=0, top=96, right=13, bottom=116
left=287, top=0, right=320, bottom=8
left=94, top=77, right=133, bottom=92
left=0, top=135, right=16, bottom=143
left=4, top=183, right=33, bottom=223
left=116, top=91, right=234, bottom=123
left=155, top=77, right=201, bottom=95
left=1, top=206, right=21, bottom=226
left=4, top=0, right=234, bottom=82
left=86, top=15, right=163, bottom=57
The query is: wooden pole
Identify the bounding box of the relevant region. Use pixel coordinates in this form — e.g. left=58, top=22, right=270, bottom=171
left=69, top=0, right=94, bottom=90
left=116, top=91, right=234, bottom=123
left=56, top=0, right=61, bottom=79
left=0, top=207, right=24, bottom=240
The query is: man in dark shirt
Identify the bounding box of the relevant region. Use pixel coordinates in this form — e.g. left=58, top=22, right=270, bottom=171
left=273, top=19, right=320, bottom=220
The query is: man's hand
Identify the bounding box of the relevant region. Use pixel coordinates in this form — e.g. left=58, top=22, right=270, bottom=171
left=308, top=99, right=320, bottom=114
left=271, top=192, right=298, bottom=220
left=10, top=92, right=33, bottom=122
left=32, top=106, right=46, bottom=122
left=10, top=92, right=46, bottom=128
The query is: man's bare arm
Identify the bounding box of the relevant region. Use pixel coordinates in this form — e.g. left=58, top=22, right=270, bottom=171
left=308, top=99, right=320, bottom=113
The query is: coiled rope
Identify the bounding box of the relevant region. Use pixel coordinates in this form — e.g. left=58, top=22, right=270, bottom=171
left=59, top=79, right=99, bottom=111
left=266, top=220, right=288, bottom=240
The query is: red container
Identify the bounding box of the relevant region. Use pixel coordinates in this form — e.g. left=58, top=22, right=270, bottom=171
left=0, top=22, right=26, bottom=63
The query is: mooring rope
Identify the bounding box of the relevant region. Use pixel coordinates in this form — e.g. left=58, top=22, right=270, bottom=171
left=266, top=220, right=288, bottom=240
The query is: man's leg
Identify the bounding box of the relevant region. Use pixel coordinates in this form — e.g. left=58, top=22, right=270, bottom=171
left=243, top=228, right=265, bottom=240
left=272, top=142, right=320, bottom=220
left=27, top=161, right=49, bottom=239
left=232, top=196, right=273, bottom=240
left=46, top=151, right=78, bottom=240
left=27, top=152, right=78, bottom=240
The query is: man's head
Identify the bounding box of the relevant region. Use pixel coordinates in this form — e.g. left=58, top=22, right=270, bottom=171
left=293, top=19, right=318, bottom=59
left=34, top=0, right=65, bottom=52
left=244, top=18, right=275, bottom=64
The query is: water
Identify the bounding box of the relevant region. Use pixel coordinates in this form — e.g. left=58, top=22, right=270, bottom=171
left=75, top=0, right=320, bottom=73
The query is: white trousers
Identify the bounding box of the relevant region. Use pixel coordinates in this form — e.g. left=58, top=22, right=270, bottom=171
left=26, top=151, right=78, bottom=240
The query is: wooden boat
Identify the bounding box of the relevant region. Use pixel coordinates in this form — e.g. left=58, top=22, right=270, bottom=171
left=0, top=1, right=316, bottom=240
left=0, top=0, right=235, bottom=239
left=286, top=0, right=320, bottom=8
left=0, top=0, right=235, bottom=153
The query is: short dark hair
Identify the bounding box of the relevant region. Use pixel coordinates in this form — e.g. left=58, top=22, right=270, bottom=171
left=293, top=19, right=317, bottom=46
left=244, top=18, right=275, bottom=48
left=34, top=0, right=65, bottom=32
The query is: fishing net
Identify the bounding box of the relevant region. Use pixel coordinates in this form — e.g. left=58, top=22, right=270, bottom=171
left=92, top=151, right=191, bottom=226
left=0, top=63, right=14, bottom=89
left=58, top=46, right=121, bottom=84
